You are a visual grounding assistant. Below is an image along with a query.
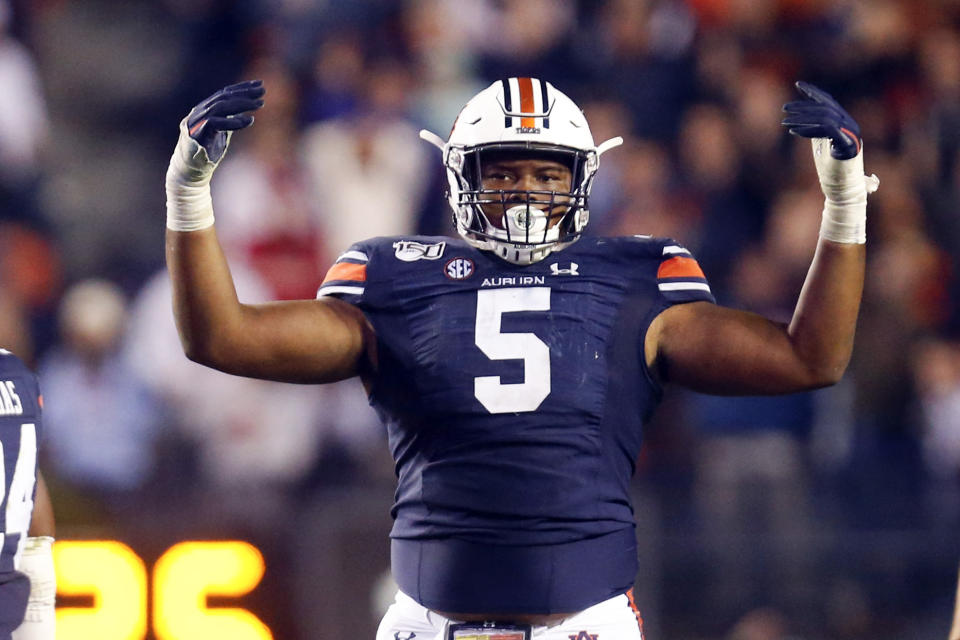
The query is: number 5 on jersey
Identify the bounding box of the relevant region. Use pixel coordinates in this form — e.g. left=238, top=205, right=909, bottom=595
left=474, top=287, right=551, bottom=414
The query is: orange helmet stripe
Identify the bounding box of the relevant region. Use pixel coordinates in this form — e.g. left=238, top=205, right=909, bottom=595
left=518, top=77, right=536, bottom=129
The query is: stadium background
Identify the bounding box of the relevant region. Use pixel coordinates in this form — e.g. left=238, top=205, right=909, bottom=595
left=0, top=0, right=958, bottom=638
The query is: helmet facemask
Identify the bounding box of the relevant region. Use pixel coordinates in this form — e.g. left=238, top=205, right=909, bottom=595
left=447, top=143, right=595, bottom=263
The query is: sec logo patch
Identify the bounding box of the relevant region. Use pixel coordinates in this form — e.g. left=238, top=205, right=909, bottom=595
left=445, top=258, right=475, bottom=280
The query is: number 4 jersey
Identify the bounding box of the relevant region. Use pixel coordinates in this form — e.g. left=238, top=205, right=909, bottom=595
left=318, top=235, right=714, bottom=615
left=0, top=349, right=40, bottom=634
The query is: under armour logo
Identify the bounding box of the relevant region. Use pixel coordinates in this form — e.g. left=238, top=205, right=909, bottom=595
left=394, top=633, right=417, bottom=640
left=550, top=262, right=579, bottom=276
left=568, top=632, right=598, bottom=640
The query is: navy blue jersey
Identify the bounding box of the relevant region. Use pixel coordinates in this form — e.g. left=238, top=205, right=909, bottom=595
left=0, top=571, right=28, bottom=639
left=319, top=236, right=714, bottom=613
left=0, top=349, right=40, bottom=635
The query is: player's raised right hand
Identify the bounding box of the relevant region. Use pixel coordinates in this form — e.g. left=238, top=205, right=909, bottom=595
left=166, top=80, right=264, bottom=232
left=186, top=80, right=265, bottom=163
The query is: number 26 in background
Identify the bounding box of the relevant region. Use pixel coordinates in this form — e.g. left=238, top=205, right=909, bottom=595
left=54, top=540, right=272, bottom=640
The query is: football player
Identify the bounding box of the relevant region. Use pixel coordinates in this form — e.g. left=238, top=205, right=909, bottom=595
left=165, top=78, right=877, bottom=638
left=0, top=349, right=55, bottom=640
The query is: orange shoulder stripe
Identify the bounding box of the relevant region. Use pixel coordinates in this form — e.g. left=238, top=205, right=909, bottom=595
left=322, top=262, right=366, bottom=284
left=657, top=256, right=705, bottom=279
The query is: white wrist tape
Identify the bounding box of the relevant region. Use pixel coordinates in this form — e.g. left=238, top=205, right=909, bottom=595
left=165, top=117, right=232, bottom=232
left=12, top=537, right=55, bottom=640
left=811, top=137, right=879, bottom=244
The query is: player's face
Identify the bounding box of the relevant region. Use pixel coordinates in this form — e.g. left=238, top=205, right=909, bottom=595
left=478, top=157, right=573, bottom=229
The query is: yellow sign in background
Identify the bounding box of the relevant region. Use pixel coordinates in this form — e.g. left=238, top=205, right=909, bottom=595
left=53, top=540, right=272, bottom=640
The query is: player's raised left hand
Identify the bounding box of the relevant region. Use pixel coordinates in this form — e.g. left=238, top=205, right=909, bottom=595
left=781, top=81, right=861, bottom=160
left=780, top=80, right=878, bottom=245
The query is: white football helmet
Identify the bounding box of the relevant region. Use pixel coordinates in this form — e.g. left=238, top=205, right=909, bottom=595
left=421, top=78, right=622, bottom=265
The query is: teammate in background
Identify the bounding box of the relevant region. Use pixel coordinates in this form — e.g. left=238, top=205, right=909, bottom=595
left=0, top=349, right=55, bottom=640
left=13, top=473, right=55, bottom=640
left=165, top=78, right=877, bottom=638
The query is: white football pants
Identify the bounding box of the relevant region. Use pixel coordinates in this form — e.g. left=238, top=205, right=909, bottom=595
left=376, top=589, right=644, bottom=640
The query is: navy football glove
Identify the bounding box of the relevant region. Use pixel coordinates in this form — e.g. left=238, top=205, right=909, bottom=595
left=781, top=81, right=861, bottom=160
left=186, top=79, right=265, bottom=163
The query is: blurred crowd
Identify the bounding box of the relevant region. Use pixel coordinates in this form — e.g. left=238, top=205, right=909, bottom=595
left=0, top=0, right=959, bottom=638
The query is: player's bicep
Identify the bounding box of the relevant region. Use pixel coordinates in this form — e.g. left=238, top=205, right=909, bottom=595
left=216, top=297, right=373, bottom=384
left=647, top=301, right=827, bottom=395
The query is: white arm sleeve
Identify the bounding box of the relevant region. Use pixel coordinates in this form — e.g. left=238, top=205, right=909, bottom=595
left=11, top=537, right=55, bottom=640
